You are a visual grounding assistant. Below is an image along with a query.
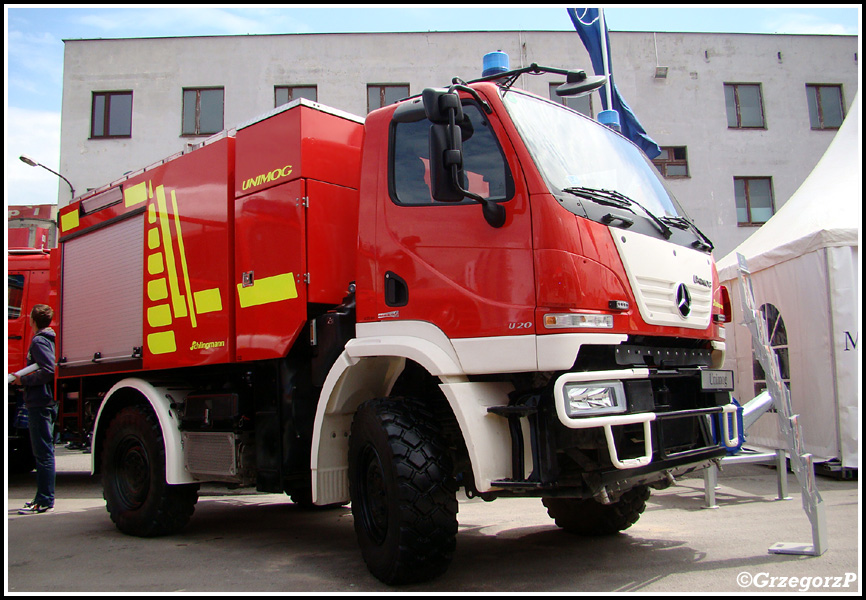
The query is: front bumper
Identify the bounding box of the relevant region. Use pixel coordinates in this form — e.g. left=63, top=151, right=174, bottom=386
left=553, top=368, right=739, bottom=470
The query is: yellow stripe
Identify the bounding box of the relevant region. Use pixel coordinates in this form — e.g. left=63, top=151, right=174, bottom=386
left=237, top=273, right=298, bottom=308
left=171, top=190, right=196, bottom=328
left=147, top=227, right=160, bottom=250
left=193, top=288, right=222, bottom=314
left=147, top=202, right=157, bottom=224
left=124, top=182, right=148, bottom=207
left=60, top=210, right=79, bottom=232
left=156, top=186, right=187, bottom=319
left=147, top=331, right=176, bottom=355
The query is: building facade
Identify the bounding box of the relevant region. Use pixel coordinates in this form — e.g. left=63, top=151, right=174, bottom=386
left=59, top=30, right=858, bottom=257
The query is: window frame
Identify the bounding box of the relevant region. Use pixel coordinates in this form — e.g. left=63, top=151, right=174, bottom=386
left=806, top=83, right=845, bottom=130
left=724, top=83, right=766, bottom=129
left=90, top=91, right=133, bottom=139
left=734, top=176, right=775, bottom=226
left=652, top=146, right=690, bottom=179
left=367, top=84, right=410, bottom=113
left=274, top=85, right=318, bottom=107
left=181, top=87, right=225, bottom=136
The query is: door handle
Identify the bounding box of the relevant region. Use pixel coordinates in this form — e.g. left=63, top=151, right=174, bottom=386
left=384, top=271, right=409, bottom=307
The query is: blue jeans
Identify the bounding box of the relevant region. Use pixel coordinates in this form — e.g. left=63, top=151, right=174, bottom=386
left=28, top=406, right=57, bottom=507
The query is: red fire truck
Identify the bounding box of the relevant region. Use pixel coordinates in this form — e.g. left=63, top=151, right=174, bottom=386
left=53, top=65, right=735, bottom=584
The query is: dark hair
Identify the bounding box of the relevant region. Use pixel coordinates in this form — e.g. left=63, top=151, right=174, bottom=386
left=31, top=304, right=54, bottom=329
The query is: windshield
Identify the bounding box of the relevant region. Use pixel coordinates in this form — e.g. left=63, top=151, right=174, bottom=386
left=502, top=90, right=685, bottom=219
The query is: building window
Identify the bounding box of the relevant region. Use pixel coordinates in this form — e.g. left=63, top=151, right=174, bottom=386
left=367, top=84, right=409, bottom=113
left=182, top=88, right=224, bottom=135
left=724, top=83, right=765, bottom=129
left=752, top=303, right=790, bottom=400
left=91, top=91, right=132, bottom=138
left=734, top=177, right=774, bottom=225
left=652, top=147, right=689, bottom=178
left=806, top=84, right=844, bottom=129
left=549, top=83, right=593, bottom=117
left=275, top=85, right=317, bottom=107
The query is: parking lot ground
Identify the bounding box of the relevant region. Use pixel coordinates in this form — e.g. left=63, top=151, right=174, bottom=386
left=6, top=447, right=860, bottom=593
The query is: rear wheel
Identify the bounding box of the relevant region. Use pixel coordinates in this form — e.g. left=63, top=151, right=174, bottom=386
left=102, top=404, right=198, bottom=537
left=348, top=397, right=458, bottom=584
left=543, top=485, right=650, bottom=536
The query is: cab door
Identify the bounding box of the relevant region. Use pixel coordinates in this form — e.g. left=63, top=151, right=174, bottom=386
left=374, top=100, right=534, bottom=341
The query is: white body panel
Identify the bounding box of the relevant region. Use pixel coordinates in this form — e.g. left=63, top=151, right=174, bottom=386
left=613, top=230, right=714, bottom=329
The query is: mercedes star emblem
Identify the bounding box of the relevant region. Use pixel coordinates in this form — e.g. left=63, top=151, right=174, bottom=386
left=676, top=283, right=692, bottom=317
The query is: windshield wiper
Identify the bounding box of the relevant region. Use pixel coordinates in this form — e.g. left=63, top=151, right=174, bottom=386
left=660, top=215, right=715, bottom=252
left=562, top=187, right=672, bottom=240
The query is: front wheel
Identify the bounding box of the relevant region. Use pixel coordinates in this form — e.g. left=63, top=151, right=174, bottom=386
left=543, top=485, right=650, bottom=536
left=348, top=397, right=458, bottom=585
left=102, top=404, right=198, bottom=537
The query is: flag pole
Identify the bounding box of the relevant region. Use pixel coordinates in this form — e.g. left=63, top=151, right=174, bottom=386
left=596, top=8, right=620, bottom=131
left=599, top=8, right=613, bottom=110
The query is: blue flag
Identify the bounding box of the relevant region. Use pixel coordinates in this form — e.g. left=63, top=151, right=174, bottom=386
left=567, top=8, right=661, bottom=159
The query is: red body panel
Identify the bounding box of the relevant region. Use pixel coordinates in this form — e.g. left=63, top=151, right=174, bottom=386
left=234, top=104, right=363, bottom=197
left=234, top=179, right=308, bottom=362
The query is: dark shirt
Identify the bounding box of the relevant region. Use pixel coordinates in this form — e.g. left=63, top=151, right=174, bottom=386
left=21, top=327, right=56, bottom=409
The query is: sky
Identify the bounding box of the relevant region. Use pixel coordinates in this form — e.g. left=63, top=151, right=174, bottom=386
left=4, top=5, right=861, bottom=206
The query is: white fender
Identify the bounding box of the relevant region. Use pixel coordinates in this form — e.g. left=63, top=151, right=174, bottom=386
left=310, top=321, right=520, bottom=505
left=91, top=377, right=195, bottom=485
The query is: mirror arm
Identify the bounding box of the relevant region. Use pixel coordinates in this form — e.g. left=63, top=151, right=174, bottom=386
left=448, top=81, right=492, bottom=114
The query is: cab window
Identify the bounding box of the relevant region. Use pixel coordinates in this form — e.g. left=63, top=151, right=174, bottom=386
left=390, top=103, right=513, bottom=206
left=8, top=274, right=25, bottom=319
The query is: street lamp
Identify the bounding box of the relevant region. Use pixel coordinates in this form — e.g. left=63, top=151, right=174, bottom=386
left=19, top=155, right=76, bottom=200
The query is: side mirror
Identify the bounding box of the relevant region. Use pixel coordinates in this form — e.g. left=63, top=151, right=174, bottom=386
left=424, top=87, right=506, bottom=228
left=422, top=88, right=463, bottom=124
left=429, top=123, right=466, bottom=203
left=555, top=70, right=608, bottom=98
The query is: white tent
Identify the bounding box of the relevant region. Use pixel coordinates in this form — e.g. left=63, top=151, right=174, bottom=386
left=717, top=95, right=860, bottom=470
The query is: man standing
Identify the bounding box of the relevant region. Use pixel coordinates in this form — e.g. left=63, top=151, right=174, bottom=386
left=15, top=304, right=57, bottom=515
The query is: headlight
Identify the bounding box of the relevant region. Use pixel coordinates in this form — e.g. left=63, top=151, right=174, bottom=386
left=544, top=312, right=614, bottom=329
left=562, top=381, right=626, bottom=417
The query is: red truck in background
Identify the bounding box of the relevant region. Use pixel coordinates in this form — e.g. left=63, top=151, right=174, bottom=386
left=49, top=64, right=736, bottom=584
left=7, top=247, right=57, bottom=472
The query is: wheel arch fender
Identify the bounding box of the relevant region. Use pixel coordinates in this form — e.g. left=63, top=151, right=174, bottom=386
left=311, top=330, right=516, bottom=505
left=91, top=377, right=195, bottom=485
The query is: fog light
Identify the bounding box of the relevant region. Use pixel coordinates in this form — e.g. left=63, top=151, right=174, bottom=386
left=544, top=312, right=613, bottom=329
left=563, top=381, right=626, bottom=417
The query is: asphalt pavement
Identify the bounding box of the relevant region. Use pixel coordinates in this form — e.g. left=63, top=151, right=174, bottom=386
left=6, top=446, right=861, bottom=594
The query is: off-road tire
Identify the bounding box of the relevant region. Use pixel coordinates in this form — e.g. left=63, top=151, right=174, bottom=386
left=102, top=404, right=199, bottom=537
left=543, top=485, right=650, bottom=536
left=348, top=397, right=458, bottom=585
